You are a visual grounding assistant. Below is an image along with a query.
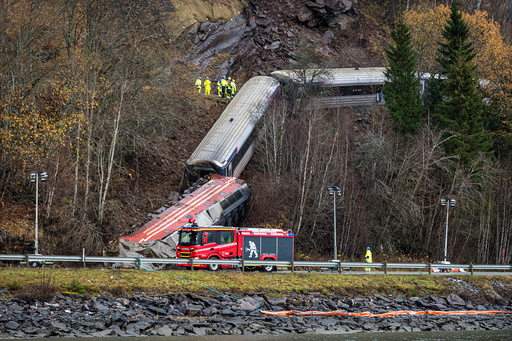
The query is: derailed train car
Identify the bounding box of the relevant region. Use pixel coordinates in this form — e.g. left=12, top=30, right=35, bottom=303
left=270, top=67, right=386, bottom=107
left=121, top=175, right=250, bottom=245
left=185, top=76, right=281, bottom=185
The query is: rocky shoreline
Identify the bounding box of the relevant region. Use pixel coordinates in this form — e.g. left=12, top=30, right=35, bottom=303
left=1, top=285, right=511, bottom=338
left=0, top=278, right=512, bottom=339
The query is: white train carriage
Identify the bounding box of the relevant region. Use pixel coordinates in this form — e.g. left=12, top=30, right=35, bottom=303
left=271, top=67, right=386, bottom=107
left=185, top=76, right=281, bottom=184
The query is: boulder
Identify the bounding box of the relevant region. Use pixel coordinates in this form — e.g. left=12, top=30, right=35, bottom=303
left=447, top=294, right=465, bottom=306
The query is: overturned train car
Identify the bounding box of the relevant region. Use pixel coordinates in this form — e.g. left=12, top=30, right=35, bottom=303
left=121, top=175, right=250, bottom=245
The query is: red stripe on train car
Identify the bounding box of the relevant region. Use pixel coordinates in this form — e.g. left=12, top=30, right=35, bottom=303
left=120, top=175, right=244, bottom=243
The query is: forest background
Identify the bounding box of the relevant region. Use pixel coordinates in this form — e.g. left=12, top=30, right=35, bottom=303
left=1, top=0, right=512, bottom=265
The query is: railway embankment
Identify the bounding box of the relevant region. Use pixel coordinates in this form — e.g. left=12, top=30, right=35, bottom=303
left=0, top=268, right=511, bottom=337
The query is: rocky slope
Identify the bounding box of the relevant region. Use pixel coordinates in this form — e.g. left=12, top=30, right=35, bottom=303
left=165, top=0, right=385, bottom=80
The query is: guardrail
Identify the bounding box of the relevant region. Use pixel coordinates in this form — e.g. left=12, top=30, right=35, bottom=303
left=0, top=254, right=510, bottom=275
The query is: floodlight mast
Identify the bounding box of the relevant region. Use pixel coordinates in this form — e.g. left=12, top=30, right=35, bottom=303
left=30, top=172, right=48, bottom=255
left=440, top=198, right=456, bottom=263
left=327, top=186, right=341, bottom=261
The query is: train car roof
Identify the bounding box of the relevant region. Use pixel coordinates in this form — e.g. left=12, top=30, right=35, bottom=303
left=121, top=175, right=247, bottom=243
left=187, top=76, right=280, bottom=168
left=271, top=67, right=386, bottom=87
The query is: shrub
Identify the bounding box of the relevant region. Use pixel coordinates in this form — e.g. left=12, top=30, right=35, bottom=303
left=66, top=279, right=85, bottom=294
left=15, top=272, right=58, bottom=302
left=7, top=281, right=21, bottom=291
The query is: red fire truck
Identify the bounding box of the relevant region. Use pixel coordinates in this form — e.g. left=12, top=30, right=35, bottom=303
left=176, top=225, right=294, bottom=272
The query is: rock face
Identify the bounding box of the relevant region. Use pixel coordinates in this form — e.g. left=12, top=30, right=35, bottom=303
left=181, top=0, right=362, bottom=78
left=1, top=291, right=511, bottom=338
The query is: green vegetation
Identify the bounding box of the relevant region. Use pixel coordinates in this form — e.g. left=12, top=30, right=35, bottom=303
left=1, top=268, right=511, bottom=303
left=433, top=1, right=489, bottom=160
left=383, top=11, right=423, bottom=134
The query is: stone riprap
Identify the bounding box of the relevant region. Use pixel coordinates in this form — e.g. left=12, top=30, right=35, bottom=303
left=0, top=290, right=511, bottom=338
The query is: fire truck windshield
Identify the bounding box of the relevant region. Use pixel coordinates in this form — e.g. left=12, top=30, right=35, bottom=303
left=178, top=230, right=202, bottom=246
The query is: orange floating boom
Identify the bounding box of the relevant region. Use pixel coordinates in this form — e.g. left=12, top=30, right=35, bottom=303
left=260, top=309, right=512, bottom=317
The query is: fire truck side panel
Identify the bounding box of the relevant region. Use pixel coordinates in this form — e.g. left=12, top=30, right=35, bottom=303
left=242, top=236, right=294, bottom=261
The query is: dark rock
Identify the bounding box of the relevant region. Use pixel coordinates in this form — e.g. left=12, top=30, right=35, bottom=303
left=156, top=325, right=174, bottom=337
left=95, top=302, right=110, bottom=313
left=187, top=304, right=203, bottom=316
left=4, top=321, right=20, bottom=330
left=204, top=306, right=218, bottom=317
left=220, top=308, right=236, bottom=316
left=148, top=305, right=167, bottom=315
left=416, top=299, right=431, bottom=308
left=50, top=321, right=68, bottom=331
left=298, top=7, right=315, bottom=22
left=447, top=294, right=465, bottom=306
left=432, top=303, right=448, bottom=311
left=266, top=296, right=287, bottom=307
left=319, top=318, right=337, bottom=327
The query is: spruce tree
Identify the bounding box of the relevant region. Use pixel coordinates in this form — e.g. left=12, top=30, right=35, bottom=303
left=382, top=12, right=422, bottom=134
left=436, top=1, right=490, bottom=160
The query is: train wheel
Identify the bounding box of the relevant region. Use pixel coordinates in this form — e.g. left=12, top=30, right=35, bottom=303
left=260, top=259, right=276, bottom=272
left=207, top=257, right=221, bottom=271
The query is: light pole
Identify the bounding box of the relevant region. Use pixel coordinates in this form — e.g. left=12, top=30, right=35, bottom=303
left=327, top=186, right=341, bottom=261
left=30, top=171, right=48, bottom=255
left=440, top=198, right=456, bottom=263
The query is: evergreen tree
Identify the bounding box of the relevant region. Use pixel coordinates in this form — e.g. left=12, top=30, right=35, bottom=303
left=382, top=12, right=422, bottom=134
left=435, top=1, right=490, bottom=160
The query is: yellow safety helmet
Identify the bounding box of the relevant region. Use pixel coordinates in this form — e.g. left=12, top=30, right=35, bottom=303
left=228, top=77, right=231, bottom=80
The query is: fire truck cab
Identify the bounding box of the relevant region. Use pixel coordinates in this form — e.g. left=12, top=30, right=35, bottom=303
left=176, top=226, right=294, bottom=272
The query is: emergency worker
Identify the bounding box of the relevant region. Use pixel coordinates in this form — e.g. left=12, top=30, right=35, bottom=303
left=195, top=77, right=202, bottom=93
left=221, top=76, right=227, bottom=98
left=364, top=246, right=372, bottom=272
left=217, top=79, right=222, bottom=97
left=204, top=77, right=211, bottom=95
left=231, top=79, right=237, bottom=96
left=226, top=80, right=232, bottom=99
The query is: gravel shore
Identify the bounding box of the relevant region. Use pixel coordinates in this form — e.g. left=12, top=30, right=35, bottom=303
left=1, top=283, right=511, bottom=338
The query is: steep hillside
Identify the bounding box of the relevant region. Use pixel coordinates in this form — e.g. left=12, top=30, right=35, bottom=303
left=164, top=0, right=386, bottom=79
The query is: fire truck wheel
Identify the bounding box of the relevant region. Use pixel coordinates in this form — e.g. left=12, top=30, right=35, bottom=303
left=207, top=257, right=221, bottom=271
left=260, top=260, right=276, bottom=272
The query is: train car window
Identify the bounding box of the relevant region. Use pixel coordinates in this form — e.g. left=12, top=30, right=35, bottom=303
left=220, top=200, right=230, bottom=210
left=232, top=134, right=254, bottom=172
left=231, top=191, right=243, bottom=202
left=225, top=190, right=243, bottom=206
left=335, top=85, right=377, bottom=96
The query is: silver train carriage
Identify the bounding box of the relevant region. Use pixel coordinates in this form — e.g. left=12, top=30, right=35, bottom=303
left=185, top=76, right=281, bottom=184
left=271, top=67, right=386, bottom=107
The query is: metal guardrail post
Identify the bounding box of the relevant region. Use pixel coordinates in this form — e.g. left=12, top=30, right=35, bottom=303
left=137, top=258, right=142, bottom=269
left=471, top=263, right=474, bottom=275
left=25, top=254, right=29, bottom=268
left=291, top=259, right=294, bottom=273
left=384, top=262, right=387, bottom=274
left=190, top=258, right=194, bottom=271
left=82, top=249, right=86, bottom=268
left=428, top=263, right=431, bottom=274
left=241, top=259, right=245, bottom=272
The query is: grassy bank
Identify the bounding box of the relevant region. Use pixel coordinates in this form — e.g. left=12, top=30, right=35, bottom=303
left=1, top=267, right=512, bottom=304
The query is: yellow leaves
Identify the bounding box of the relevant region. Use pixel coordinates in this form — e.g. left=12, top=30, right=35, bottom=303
left=404, top=5, right=451, bottom=73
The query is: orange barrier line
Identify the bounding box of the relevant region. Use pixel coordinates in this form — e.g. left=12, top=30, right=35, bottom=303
left=260, top=309, right=512, bottom=317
